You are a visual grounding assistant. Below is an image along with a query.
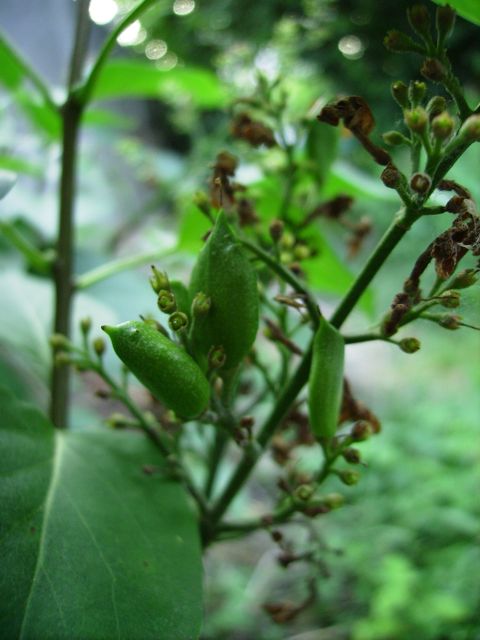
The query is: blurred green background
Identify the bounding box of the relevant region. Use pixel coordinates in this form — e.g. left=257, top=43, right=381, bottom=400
left=0, top=0, right=479, bottom=638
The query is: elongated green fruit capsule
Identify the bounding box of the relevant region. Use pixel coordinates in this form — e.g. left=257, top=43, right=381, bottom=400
left=189, top=211, right=259, bottom=370
left=102, top=321, right=210, bottom=419
left=308, top=317, right=345, bottom=441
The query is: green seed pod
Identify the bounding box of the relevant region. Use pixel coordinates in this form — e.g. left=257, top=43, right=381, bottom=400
left=308, top=317, right=345, bottom=442
left=189, top=211, right=259, bottom=370
left=102, top=320, right=210, bottom=419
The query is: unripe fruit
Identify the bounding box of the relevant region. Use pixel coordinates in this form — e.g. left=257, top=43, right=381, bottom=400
left=102, top=321, right=210, bottom=419
left=189, top=212, right=259, bottom=370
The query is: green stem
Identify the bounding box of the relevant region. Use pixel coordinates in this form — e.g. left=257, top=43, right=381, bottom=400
left=330, top=207, right=419, bottom=329
left=76, top=247, right=176, bottom=290
left=344, top=333, right=394, bottom=345
left=80, top=0, right=160, bottom=105
left=241, top=238, right=320, bottom=326
left=49, top=0, right=91, bottom=428
left=214, top=502, right=297, bottom=540
left=204, top=431, right=228, bottom=499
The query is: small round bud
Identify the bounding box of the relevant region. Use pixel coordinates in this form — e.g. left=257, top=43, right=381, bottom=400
left=351, top=420, right=372, bottom=441
left=49, top=333, right=70, bottom=350
left=381, top=163, right=401, bottom=189
left=168, top=311, right=189, bottom=332
left=93, top=337, right=106, bottom=357
left=54, top=351, right=72, bottom=367
left=438, top=313, right=461, bottom=330
left=449, top=269, right=478, bottom=289
left=208, top=345, right=226, bottom=369
left=342, top=448, right=361, bottom=464
left=294, top=484, right=315, bottom=502
left=279, top=231, right=295, bottom=250
left=80, top=317, right=92, bottom=335
left=436, top=4, right=456, bottom=43
left=421, top=58, right=446, bottom=82
left=410, top=172, right=431, bottom=194
left=337, top=469, right=360, bottom=486
left=404, top=107, right=428, bottom=133
left=426, top=96, right=447, bottom=119
left=192, top=292, right=211, bottom=316
left=439, top=290, right=461, bottom=308
left=293, top=244, right=310, bottom=261
left=150, top=266, right=170, bottom=294
left=323, top=493, right=345, bottom=509
left=407, top=4, right=432, bottom=41
left=408, top=80, right=427, bottom=106
left=280, top=251, right=293, bottom=265
left=391, top=81, right=409, bottom=108
left=458, top=115, right=480, bottom=142
left=431, top=111, right=455, bottom=141
left=106, top=412, right=129, bottom=429
left=157, top=289, right=177, bottom=314
left=382, top=130, right=409, bottom=146
left=269, top=219, right=284, bottom=243
left=399, top=337, right=421, bottom=353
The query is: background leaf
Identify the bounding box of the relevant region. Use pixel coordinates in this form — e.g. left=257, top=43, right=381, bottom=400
left=0, top=387, right=203, bottom=639
left=92, top=60, right=229, bottom=108
left=431, top=0, right=480, bottom=26
left=0, top=170, right=16, bottom=200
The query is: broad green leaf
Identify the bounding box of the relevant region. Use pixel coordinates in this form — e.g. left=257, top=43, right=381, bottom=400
left=177, top=203, right=211, bottom=254
left=0, top=155, right=42, bottom=177
left=0, top=387, right=203, bottom=639
left=84, top=109, right=134, bottom=130
left=16, top=90, right=61, bottom=139
left=93, top=60, right=228, bottom=108
left=431, top=0, right=480, bottom=26
left=0, top=170, right=16, bottom=199
left=0, top=33, right=25, bottom=89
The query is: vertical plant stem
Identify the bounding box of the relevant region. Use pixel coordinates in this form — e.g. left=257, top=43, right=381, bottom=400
left=49, top=0, right=90, bottom=428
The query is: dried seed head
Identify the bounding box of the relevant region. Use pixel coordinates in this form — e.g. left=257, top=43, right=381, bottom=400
left=410, top=172, right=431, bottom=194
left=439, top=290, right=461, bottom=308
left=421, top=58, right=447, bottom=82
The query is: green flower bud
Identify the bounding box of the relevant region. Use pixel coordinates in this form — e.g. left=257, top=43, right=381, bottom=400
left=410, top=172, right=431, bottom=194
left=192, top=292, right=211, bottom=316
left=80, top=317, right=92, bottom=336
left=293, top=244, right=311, bottom=261
left=157, top=289, right=177, bottom=314
left=168, top=311, right=189, bottom=332
left=408, top=80, right=427, bottom=106
left=49, top=333, right=70, bottom=350
left=294, top=484, right=315, bottom=502
left=431, top=111, right=455, bottom=140
left=404, top=107, right=428, bottom=133
left=391, top=81, right=409, bottom=108
left=150, top=265, right=170, bottom=294
left=426, top=96, right=447, bottom=119
left=449, top=269, right=478, bottom=289
left=337, top=469, right=360, bottom=486
left=351, top=420, right=372, bottom=441
left=436, top=4, right=456, bottom=44
left=382, top=130, right=410, bottom=146
left=54, top=351, right=72, bottom=366
left=399, top=337, right=421, bottom=353
left=323, top=493, right=345, bottom=509
left=280, top=251, right=294, bottom=265
left=407, top=4, right=432, bottom=41
left=458, top=115, right=480, bottom=142
left=439, top=290, right=461, bottom=308
left=93, top=337, right=106, bottom=357
left=208, top=345, right=226, bottom=369
left=279, top=231, right=295, bottom=250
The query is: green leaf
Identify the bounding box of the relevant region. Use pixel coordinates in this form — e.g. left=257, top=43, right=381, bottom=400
left=93, top=60, right=228, bottom=108
left=431, top=0, right=480, bottom=26
left=0, top=155, right=42, bottom=177
left=0, top=387, right=203, bottom=639
left=0, top=170, right=16, bottom=200
left=177, top=203, right=212, bottom=254
left=457, top=281, right=480, bottom=327
left=0, top=34, right=25, bottom=89
left=16, top=90, right=61, bottom=139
